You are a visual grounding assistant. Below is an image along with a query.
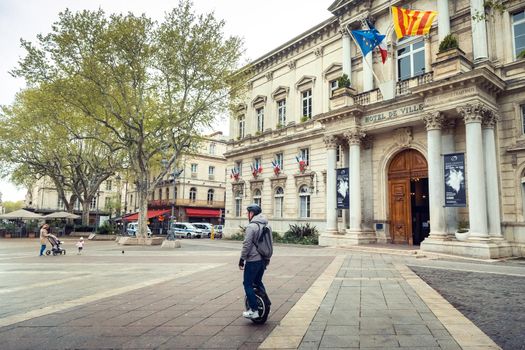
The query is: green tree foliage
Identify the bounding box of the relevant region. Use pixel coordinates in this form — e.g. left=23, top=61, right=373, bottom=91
left=0, top=88, right=123, bottom=225
left=2, top=201, right=24, bottom=213
left=11, top=1, right=248, bottom=240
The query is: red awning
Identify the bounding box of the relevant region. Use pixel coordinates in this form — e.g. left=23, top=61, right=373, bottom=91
left=123, top=209, right=170, bottom=222
left=185, top=208, right=221, bottom=218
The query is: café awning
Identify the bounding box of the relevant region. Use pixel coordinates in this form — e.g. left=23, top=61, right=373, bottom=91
left=185, top=208, right=221, bottom=218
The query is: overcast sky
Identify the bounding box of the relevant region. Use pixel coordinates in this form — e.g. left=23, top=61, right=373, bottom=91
left=0, top=0, right=333, bottom=201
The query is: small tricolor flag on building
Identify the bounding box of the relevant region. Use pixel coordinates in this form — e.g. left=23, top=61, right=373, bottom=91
left=392, top=6, right=437, bottom=39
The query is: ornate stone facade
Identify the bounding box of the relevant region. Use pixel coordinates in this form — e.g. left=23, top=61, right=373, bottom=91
left=224, top=0, right=525, bottom=258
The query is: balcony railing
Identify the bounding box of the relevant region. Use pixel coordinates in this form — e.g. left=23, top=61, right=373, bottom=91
left=148, top=199, right=225, bottom=208
left=354, top=72, right=434, bottom=107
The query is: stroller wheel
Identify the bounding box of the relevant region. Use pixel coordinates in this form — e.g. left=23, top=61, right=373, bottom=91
left=62, top=250, right=66, bottom=255
left=52, top=251, right=58, bottom=256
left=45, top=250, right=51, bottom=256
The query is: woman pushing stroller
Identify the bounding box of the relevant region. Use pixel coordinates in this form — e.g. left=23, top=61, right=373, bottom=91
left=39, top=224, right=65, bottom=256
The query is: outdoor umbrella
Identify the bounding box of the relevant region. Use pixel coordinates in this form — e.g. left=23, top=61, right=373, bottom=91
left=0, top=209, right=43, bottom=220
left=42, top=211, right=80, bottom=219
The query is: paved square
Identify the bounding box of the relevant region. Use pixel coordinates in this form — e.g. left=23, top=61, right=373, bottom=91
left=0, top=238, right=517, bottom=349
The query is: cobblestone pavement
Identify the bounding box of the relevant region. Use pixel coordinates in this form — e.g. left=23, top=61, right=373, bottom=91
left=410, top=265, right=525, bottom=350
left=0, top=238, right=520, bottom=349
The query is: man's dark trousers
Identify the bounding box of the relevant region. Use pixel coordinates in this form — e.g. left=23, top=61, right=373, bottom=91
left=243, top=259, right=266, bottom=310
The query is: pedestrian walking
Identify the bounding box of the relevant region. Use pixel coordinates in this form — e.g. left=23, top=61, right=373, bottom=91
left=76, top=237, right=84, bottom=255
left=239, top=203, right=272, bottom=319
left=39, top=224, right=50, bottom=256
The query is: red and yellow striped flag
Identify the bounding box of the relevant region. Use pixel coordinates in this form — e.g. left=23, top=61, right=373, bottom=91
left=392, top=6, right=437, bottom=39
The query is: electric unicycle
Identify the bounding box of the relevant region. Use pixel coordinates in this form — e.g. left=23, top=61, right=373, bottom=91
left=244, top=286, right=271, bottom=324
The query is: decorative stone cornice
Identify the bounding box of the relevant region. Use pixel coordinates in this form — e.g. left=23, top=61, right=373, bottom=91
left=344, top=129, right=365, bottom=145
left=422, top=112, right=445, bottom=131
left=287, top=60, right=296, bottom=70
left=482, top=110, right=500, bottom=129
left=323, top=135, right=339, bottom=150
left=314, top=46, right=324, bottom=57
left=457, top=103, right=485, bottom=124
left=265, top=71, right=273, bottom=81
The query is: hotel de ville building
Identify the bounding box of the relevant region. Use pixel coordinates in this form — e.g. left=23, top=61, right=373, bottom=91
left=224, top=0, right=525, bottom=259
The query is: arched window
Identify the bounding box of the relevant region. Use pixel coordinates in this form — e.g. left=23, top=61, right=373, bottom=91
left=274, top=187, right=284, bottom=218
left=209, top=143, right=216, bottom=155
left=166, top=188, right=170, bottom=201
left=235, top=191, right=242, bottom=217
left=158, top=188, right=162, bottom=201
left=189, top=187, right=197, bottom=202
left=299, top=185, right=310, bottom=218
left=253, top=189, right=262, bottom=208
left=207, top=189, right=214, bottom=204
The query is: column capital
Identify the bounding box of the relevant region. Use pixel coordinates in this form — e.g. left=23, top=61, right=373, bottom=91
left=344, top=129, right=365, bottom=145
left=457, top=103, right=485, bottom=124
left=422, top=112, right=445, bottom=130
left=323, top=135, right=339, bottom=150
left=482, top=109, right=500, bottom=129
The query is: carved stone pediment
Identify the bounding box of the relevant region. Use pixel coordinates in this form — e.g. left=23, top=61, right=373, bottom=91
left=295, top=75, right=316, bottom=90
left=270, top=175, right=287, bottom=190
left=231, top=180, right=245, bottom=195
left=323, top=63, right=342, bottom=81
left=251, top=95, right=267, bottom=107
left=294, top=171, right=315, bottom=190
left=271, top=86, right=290, bottom=100
left=249, top=178, right=264, bottom=192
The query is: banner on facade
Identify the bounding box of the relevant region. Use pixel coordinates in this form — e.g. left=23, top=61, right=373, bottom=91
left=444, top=153, right=466, bottom=207
left=336, top=168, right=349, bottom=209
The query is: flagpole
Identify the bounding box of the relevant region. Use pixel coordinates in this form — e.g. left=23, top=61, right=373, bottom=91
left=346, top=27, right=382, bottom=87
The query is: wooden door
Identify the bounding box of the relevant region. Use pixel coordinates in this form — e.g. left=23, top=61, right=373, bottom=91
left=389, top=178, right=412, bottom=244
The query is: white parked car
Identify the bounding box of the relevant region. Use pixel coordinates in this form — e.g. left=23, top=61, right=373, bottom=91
left=191, top=223, right=213, bottom=238
left=167, top=222, right=203, bottom=239
left=126, top=222, right=152, bottom=237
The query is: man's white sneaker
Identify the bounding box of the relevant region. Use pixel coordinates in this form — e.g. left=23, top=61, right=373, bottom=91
left=242, top=309, right=259, bottom=319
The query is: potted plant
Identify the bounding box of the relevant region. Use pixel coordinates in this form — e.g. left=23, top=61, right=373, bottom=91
left=438, top=34, right=459, bottom=53
left=300, top=115, right=309, bottom=123
left=518, top=50, right=525, bottom=60
left=276, top=122, right=284, bottom=129
left=337, top=73, right=351, bottom=89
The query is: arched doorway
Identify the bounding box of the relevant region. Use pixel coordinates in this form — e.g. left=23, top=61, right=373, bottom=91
left=388, top=149, right=429, bottom=245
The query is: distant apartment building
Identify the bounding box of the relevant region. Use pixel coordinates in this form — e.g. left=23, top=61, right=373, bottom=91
left=25, top=176, right=123, bottom=224
left=124, top=132, right=227, bottom=229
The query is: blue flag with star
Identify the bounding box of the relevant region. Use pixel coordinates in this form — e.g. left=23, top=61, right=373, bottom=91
left=351, top=29, right=386, bottom=57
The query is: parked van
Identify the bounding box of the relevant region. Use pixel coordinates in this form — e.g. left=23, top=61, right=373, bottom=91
left=126, top=222, right=152, bottom=237
left=167, top=222, right=203, bottom=239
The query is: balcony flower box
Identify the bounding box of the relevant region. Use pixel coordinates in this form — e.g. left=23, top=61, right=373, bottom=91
left=432, top=48, right=472, bottom=80
left=329, top=87, right=357, bottom=110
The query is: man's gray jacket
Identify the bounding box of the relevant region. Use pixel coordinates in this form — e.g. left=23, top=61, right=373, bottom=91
left=240, top=214, right=269, bottom=262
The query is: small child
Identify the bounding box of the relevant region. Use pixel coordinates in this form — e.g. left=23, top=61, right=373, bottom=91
left=76, top=237, right=84, bottom=255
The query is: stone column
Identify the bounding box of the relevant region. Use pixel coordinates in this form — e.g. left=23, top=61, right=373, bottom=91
left=324, top=135, right=339, bottom=233
left=342, top=29, right=352, bottom=80
left=482, top=110, right=502, bottom=237
left=345, top=129, right=364, bottom=231
left=458, top=104, right=489, bottom=238
left=424, top=35, right=432, bottom=74
left=363, top=54, right=374, bottom=92
left=442, top=119, right=458, bottom=235
left=470, top=0, right=488, bottom=61
left=437, top=0, right=451, bottom=42
left=423, top=112, right=447, bottom=239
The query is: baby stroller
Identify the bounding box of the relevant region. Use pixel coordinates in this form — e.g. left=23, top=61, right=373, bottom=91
left=46, top=235, right=66, bottom=256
